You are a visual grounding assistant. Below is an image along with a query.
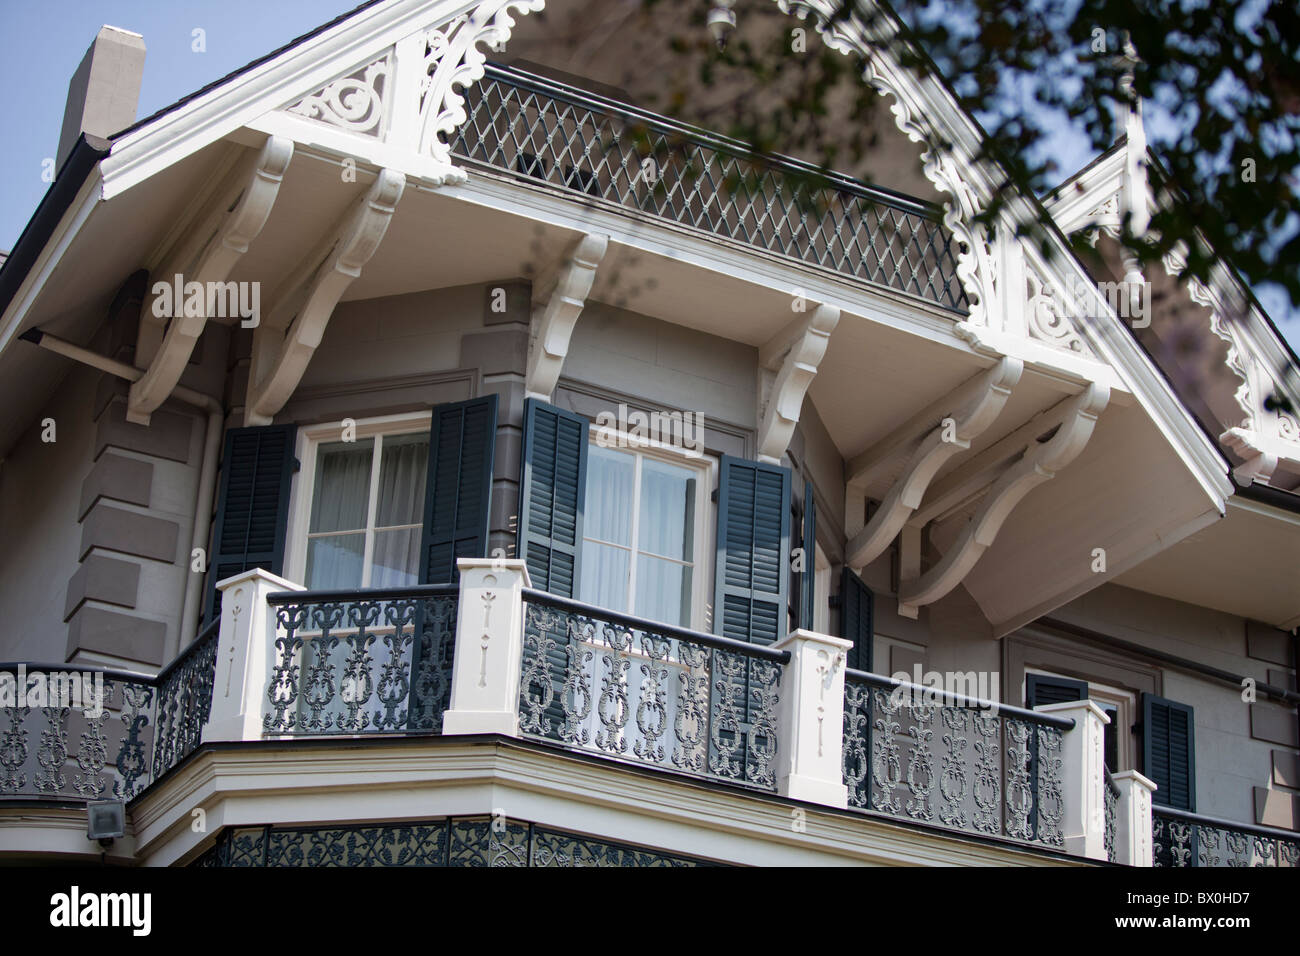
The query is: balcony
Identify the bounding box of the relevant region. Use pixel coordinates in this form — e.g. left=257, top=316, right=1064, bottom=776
left=186, top=561, right=1156, bottom=866
left=7, top=564, right=1297, bottom=867
left=449, top=63, right=968, bottom=314
left=0, top=625, right=217, bottom=802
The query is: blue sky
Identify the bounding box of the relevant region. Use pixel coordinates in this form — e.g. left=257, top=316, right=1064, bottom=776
left=1, top=0, right=1296, bottom=349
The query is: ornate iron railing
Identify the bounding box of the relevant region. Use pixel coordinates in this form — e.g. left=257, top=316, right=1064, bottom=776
left=451, top=64, right=968, bottom=313
left=1104, top=769, right=1118, bottom=863
left=263, top=585, right=459, bottom=736
left=518, top=589, right=790, bottom=791
left=194, top=815, right=711, bottom=867
left=842, top=670, right=1074, bottom=850
left=1153, top=806, right=1300, bottom=867
left=0, top=623, right=219, bottom=803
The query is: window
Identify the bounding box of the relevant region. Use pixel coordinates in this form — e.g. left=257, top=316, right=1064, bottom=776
left=288, top=415, right=431, bottom=590
left=1025, top=669, right=1135, bottom=772
left=578, top=439, right=711, bottom=629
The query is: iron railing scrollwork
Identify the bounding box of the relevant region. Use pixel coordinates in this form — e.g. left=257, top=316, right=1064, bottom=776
left=263, top=584, right=459, bottom=736
left=517, top=590, right=789, bottom=791
left=842, top=669, right=1072, bottom=850
left=450, top=64, right=968, bottom=313
left=1104, top=769, right=1118, bottom=863
left=0, top=622, right=219, bottom=803
left=1153, top=806, right=1300, bottom=867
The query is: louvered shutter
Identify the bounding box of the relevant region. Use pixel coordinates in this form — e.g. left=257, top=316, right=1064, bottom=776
left=1143, top=694, right=1196, bottom=811
left=517, top=399, right=590, bottom=733
left=800, top=482, right=816, bottom=630
left=517, top=399, right=589, bottom=596
left=711, top=457, right=790, bottom=779
left=204, top=424, right=297, bottom=623
left=714, top=456, right=790, bottom=646
left=839, top=567, right=874, bottom=672
left=418, top=396, right=497, bottom=584
left=1026, top=674, right=1089, bottom=708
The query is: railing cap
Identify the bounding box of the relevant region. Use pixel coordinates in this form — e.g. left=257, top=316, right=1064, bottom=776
left=216, top=567, right=304, bottom=594
left=457, top=557, right=532, bottom=587
left=1035, top=699, right=1111, bottom=724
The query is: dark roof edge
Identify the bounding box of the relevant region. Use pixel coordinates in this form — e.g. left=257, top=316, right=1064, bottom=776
left=0, top=133, right=111, bottom=328
left=1232, top=476, right=1300, bottom=516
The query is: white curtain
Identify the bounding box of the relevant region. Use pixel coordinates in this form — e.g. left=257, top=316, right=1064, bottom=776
left=581, top=446, right=634, bottom=610
left=370, top=434, right=428, bottom=588
left=305, top=440, right=373, bottom=589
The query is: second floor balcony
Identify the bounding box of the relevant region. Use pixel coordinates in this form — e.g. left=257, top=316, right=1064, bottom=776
left=9, top=561, right=1293, bottom=867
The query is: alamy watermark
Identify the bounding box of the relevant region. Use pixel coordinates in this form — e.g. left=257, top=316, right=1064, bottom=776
left=0, top=666, right=105, bottom=717
left=151, top=274, right=261, bottom=328
left=594, top=403, right=705, bottom=458
left=1040, top=274, right=1151, bottom=329
left=888, top=664, right=1001, bottom=716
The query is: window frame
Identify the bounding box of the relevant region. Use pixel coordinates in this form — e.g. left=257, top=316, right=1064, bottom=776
left=580, top=424, right=716, bottom=631
left=285, top=411, right=433, bottom=589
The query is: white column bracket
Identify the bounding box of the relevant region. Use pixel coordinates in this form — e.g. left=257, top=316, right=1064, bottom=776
left=245, top=167, right=405, bottom=425
left=756, top=302, right=840, bottom=464
left=845, top=357, right=1021, bottom=569
left=899, top=381, right=1109, bottom=612
left=524, top=232, right=608, bottom=402
left=128, top=136, right=293, bottom=424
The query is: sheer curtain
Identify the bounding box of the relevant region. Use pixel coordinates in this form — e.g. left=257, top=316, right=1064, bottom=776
left=580, top=446, right=635, bottom=610
left=305, top=440, right=373, bottom=589
left=635, top=459, right=694, bottom=626
left=370, top=434, right=428, bottom=587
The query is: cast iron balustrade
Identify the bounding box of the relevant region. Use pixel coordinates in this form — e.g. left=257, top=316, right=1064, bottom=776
left=1104, top=768, right=1118, bottom=863
left=1152, top=806, right=1300, bottom=867
left=842, top=670, right=1073, bottom=850
left=263, top=584, right=459, bottom=735
left=517, top=589, right=789, bottom=791
left=0, top=622, right=218, bottom=802
left=450, top=64, right=968, bottom=313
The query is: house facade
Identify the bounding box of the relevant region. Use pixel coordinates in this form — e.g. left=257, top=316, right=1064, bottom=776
left=0, top=0, right=1296, bottom=867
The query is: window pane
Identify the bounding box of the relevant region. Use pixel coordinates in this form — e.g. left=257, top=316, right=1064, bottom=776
left=371, top=527, right=421, bottom=588
left=305, top=533, right=365, bottom=589
left=638, top=458, right=695, bottom=561
left=579, top=541, right=630, bottom=611
left=635, top=555, right=691, bottom=627
left=585, top=445, right=634, bottom=545
left=310, top=439, right=374, bottom=533
left=376, top=433, right=429, bottom=527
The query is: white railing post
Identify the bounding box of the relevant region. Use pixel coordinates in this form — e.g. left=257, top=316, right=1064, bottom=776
left=1112, top=769, right=1157, bottom=866
left=202, top=569, right=304, bottom=743
left=772, top=629, right=852, bottom=808
left=441, top=558, right=531, bottom=737
left=1035, top=699, right=1110, bottom=861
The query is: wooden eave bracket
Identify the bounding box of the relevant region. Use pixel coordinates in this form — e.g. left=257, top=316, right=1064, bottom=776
left=756, top=302, right=840, bottom=464
left=126, top=135, right=293, bottom=424
left=524, top=232, right=608, bottom=402
left=898, top=380, right=1111, bottom=616
left=844, top=356, right=1023, bottom=570
left=244, top=167, right=406, bottom=425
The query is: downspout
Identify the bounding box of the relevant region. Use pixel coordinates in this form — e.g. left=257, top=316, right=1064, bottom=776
left=20, top=327, right=223, bottom=658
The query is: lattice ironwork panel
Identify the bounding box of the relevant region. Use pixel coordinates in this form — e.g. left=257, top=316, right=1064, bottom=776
left=450, top=66, right=968, bottom=313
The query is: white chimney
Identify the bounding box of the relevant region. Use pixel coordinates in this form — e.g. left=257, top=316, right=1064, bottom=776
left=56, top=26, right=146, bottom=168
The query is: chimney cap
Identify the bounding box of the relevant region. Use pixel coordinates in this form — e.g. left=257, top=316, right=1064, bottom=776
left=56, top=25, right=146, bottom=170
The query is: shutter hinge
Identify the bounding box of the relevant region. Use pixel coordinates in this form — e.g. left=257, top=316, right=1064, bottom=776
left=292, top=457, right=301, bottom=473
left=828, top=595, right=841, bottom=610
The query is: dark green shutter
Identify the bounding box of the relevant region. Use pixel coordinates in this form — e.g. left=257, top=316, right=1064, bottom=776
left=517, top=399, right=589, bottom=596
left=839, top=567, right=874, bottom=672
left=1026, top=674, right=1089, bottom=708
left=1143, top=694, right=1196, bottom=811
left=714, top=456, right=790, bottom=646
left=418, top=396, right=497, bottom=584
left=1027, top=675, right=1120, bottom=772
left=800, top=482, right=816, bottom=630
left=205, top=424, right=297, bottom=623
left=517, top=399, right=589, bottom=733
